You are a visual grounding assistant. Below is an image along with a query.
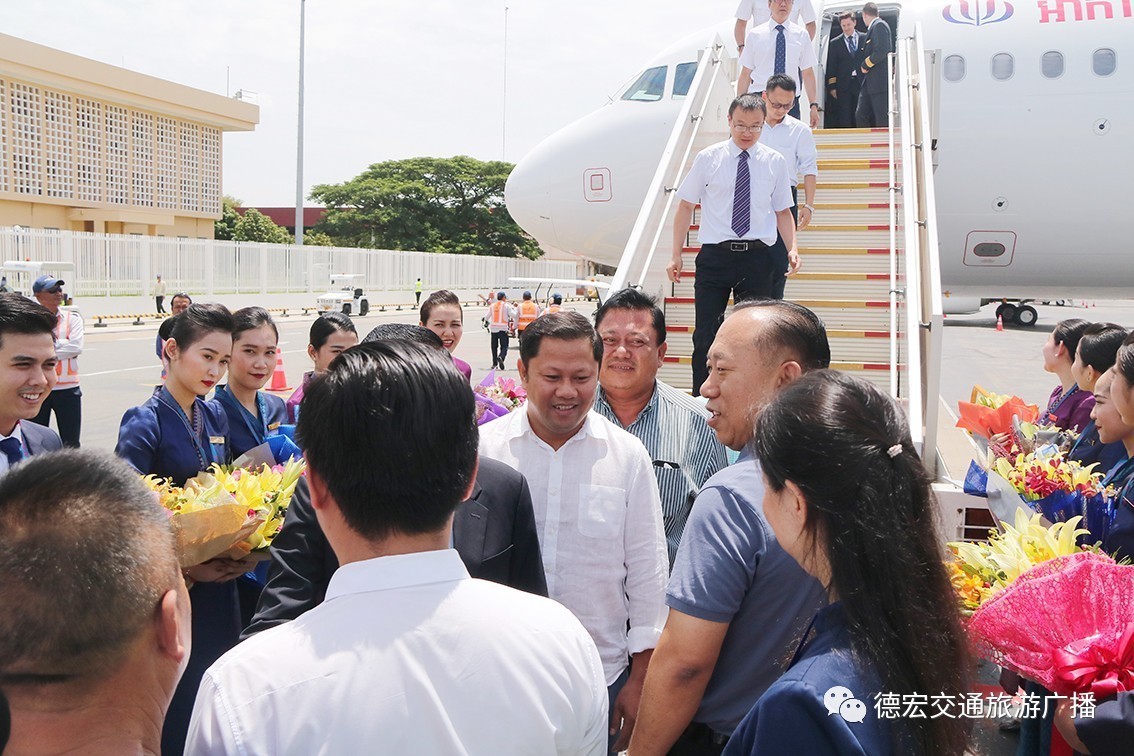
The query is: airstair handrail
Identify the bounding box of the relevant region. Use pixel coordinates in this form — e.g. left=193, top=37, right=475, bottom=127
left=608, top=34, right=730, bottom=294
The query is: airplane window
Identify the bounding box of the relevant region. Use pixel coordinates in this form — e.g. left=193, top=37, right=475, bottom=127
left=1041, top=51, right=1064, bottom=78
left=621, top=66, right=668, bottom=102
left=672, top=62, right=698, bottom=99
left=1093, top=48, right=1116, bottom=77
left=991, top=53, right=1014, bottom=80
left=943, top=55, right=965, bottom=82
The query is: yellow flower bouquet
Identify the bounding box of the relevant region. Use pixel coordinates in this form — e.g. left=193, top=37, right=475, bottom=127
left=145, top=458, right=305, bottom=568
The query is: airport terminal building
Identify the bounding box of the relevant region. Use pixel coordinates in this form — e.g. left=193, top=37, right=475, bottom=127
left=0, top=33, right=258, bottom=238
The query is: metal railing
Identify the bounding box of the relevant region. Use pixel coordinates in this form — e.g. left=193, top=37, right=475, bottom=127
left=892, top=24, right=945, bottom=477
left=608, top=33, right=736, bottom=298
left=0, top=227, right=576, bottom=298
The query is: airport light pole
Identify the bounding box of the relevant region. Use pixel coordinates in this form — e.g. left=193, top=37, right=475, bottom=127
left=295, top=0, right=306, bottom=247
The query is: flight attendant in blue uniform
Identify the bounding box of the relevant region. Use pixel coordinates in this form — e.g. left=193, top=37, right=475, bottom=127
left=1068, top=324, right=1128, bottom=472
left=115, top=303, right=247, bottom=756
left=1092, top=363, right=1134, bottom=562
left=725, top=371, right=969, bottom=756
left=211, top=307, right=288, bottom=459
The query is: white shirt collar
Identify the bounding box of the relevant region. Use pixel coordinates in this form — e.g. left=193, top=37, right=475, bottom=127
left=325, top=549, right=469, bottom=602
left=513, top=405, right=607, bottom=450
left=767, top=16, right=791, bottom=29
left=0, top=422, right=24, bottom=445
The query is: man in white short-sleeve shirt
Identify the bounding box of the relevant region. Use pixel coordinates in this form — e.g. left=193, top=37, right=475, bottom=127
left=479, top=311, right=669, bottom=753
left=187, top=340, right=608, bottom=756
left=759, top=73, right=818, bottom=299
left=666, top=94, right=796, bottom=396
left=734, top=0, right=816, bottom=44
left=737, top=0, right=819, bottom=127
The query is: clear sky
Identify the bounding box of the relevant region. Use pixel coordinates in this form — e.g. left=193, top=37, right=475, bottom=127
left=6, top=0, right=733, bottom=206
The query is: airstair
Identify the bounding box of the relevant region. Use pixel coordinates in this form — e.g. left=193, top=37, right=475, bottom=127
left=608, top=27, right=947, bottom=492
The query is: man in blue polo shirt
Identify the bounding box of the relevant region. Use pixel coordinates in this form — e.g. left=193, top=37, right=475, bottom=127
left=628, top=300, right=830, bottom=755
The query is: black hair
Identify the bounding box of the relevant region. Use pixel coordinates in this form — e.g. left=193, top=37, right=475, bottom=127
left=232, top=306, right=279, bottom=343
left=733, top=299, right=831, bottom=370
left=765, top=73, right=797, bottom=94
left=309, top=311, right=357, bottom=350
left=419, top=290, right=462, bottom=325
left=594, top=288, right=667, bottom=345
left=1077, top=322, right=1127, bottom=374
left=363, top=323, right=444, bottom=349
left=0, top=293, right=57, bottom=351
left=167, top=303, right=235, bottom=352
left=0, top=450, right=179, bottom=682
left=729, top=93, right=767, bottom=118
left=1052, top=318, right=1090, bottom=362
left=297, top=341, right=477, bottom=541
left=171, top=292, right=191, bottom=302
left=753, top=371, right=969, bottom=756
left=519, top=311, right=603, bottom=364
left=839, top=10, right=855, bottom=21
left=1115, top=332, right=1134, bottom=386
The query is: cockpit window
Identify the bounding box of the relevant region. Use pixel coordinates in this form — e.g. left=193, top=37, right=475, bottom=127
left=672, top=62, right=698, bottom=99
left=621, top=66, right=667, bottom=102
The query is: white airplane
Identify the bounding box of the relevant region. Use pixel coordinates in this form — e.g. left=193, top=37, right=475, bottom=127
left=505, top=0, right=1134, bottom=324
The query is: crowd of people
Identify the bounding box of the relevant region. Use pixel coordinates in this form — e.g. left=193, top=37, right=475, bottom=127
left=1, top=277, right=1133, bottom=754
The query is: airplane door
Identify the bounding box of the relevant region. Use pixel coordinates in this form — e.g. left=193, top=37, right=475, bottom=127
left=818, top=14, right=834, bottom=120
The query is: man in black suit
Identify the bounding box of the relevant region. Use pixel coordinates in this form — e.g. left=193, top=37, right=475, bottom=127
left=0, top=294, right=63, bottom=475
left=825, top=11, right=866, bottom=128
left=243, top=325, right=547, bottom=637
left=856, top=2, right=892, bottom=128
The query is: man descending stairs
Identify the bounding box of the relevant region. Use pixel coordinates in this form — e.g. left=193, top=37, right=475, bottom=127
left=660, top=127, right=897, bottom=394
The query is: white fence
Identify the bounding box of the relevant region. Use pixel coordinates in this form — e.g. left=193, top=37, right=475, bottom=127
left=0, top=227, right=577, bottom=297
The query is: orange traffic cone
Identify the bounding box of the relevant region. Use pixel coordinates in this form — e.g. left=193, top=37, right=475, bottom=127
left=996, top=314, right=1004, bottom=332
left=269, top=353, right=292, bottom=391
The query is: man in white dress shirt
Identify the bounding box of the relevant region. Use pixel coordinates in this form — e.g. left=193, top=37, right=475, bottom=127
left=734, top=0, right=816, bottom=44
left=187, top=340, right=608, bottom=756
left=759, top=73, right=818, bottom=299
left=737, top=0, right=819, bottom=127
left=666, top=94, right=797, bottom=396
left=479, top=311, right=669, bottom=752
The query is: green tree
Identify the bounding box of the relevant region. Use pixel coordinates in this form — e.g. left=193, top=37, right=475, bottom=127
left=234, top=208, right=291, bottom=244
left=310, top=156, right=541, bottom=259
left=214, top=195, right=242, bottom=240
left=303, top=230, right=335, bottom=247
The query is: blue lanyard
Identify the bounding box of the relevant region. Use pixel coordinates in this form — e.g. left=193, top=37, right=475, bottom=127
left=217, top=386, right=268, bottom=447
left=1070, top=421, right=1097, bottom=456
left=1104, top=456, right=1134, bottom=489
left=155, top=388, right=214, bottom=471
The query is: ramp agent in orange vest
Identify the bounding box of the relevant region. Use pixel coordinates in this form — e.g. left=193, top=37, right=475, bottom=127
left=30, top=275, right=83, bottom=447
left=543, top=293, right=564, bottom=316
left=516, top=291, right=542, bottom=335
left=483, top=292, right=517, bottom=370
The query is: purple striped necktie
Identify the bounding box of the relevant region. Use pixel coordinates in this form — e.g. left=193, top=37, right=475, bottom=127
left=731, top=150, right=751, bottom=238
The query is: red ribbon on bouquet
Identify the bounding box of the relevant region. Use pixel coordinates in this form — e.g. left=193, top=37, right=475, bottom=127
left=1052, top=620, right=1134, bottom=697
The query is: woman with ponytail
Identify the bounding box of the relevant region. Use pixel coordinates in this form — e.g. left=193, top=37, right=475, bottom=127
left=724, top=370, right=969, bottom=756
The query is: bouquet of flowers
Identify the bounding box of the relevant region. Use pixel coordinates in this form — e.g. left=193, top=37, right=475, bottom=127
left=947, top=509, right=1089, bottom=615
left=474, top=371, right=527, bottom=425
left=145, top=457, right=305, bottom=567
left=992, top=450, right=1105, bottom=524
left=956, top=385, right=1039, bottom=440
left=966, top=551, right=1134, bottom=695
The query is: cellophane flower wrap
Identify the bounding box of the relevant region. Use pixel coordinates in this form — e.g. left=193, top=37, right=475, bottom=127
left=966, top=552, right=1134, bottom=696
left=947, top=510, right=1090, bottom=615
left=956, top=386, right=1039, bottom=440
left=474, top=370, right=527, bottom=425
left=145, top=457, right=305, bottom=567
left=992, top=450, right=1105, bottom=527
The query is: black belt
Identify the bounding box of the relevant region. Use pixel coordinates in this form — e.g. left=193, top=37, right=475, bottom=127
left=705, top=240, right=768, bottom=252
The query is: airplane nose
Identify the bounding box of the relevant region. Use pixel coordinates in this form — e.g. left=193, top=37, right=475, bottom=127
left=505, top=145, right=561, bottom=249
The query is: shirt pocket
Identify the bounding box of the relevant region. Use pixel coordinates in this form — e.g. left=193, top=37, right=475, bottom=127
left=577, top=484, right=626, bottom=540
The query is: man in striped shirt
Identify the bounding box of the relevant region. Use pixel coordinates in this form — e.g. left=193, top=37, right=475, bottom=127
left=593, top=289, right=728, bottom=566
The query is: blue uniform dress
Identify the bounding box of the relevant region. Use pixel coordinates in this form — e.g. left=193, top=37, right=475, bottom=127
left=724, top=603, right=896, bottom=756
left=210, top=384, right=288, bottom=460
left=1102, top=456, right=1134, bottom=562
left=1068, top=420, right=1127, bottom=475
left=115, top=387, right=238, bottom=756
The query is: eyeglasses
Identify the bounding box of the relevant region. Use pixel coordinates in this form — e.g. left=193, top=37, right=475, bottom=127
left=732, top=124, right=764, bottom=133
left=766, top=100, right=794, bottom=110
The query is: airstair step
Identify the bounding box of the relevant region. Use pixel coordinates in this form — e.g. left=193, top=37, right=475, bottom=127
left=814, top=183, right=891, bottom=203
left=798, top=228, right=891, bottom=247
left=813, top=127, right=889, bottom=145
left=816, top=142, right=889, bottom=160
left=814, top=160, right=891, bottom=183
left=657, top=358, right=893, bottom=393
left=663, top=328, right=895, bottom=362
left=671, top=271, right=892, bottom=300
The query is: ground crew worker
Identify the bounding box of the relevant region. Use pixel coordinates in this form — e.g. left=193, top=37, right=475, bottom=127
left=31, top=275, right=83, bottom=447
left=544, top=294, right=564, bottom=315
left=516, top=291, right=541, bottom=336
left=415, top=277, right=423, bottom=305
left=484, top=292, right=516, bottom=370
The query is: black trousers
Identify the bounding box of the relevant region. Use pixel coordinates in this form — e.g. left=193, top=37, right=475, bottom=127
left=692, top=242, right=774, bottom=395
left=156, top=295, right=165, bottom=314
left=856, top=83, right=888, bottom=127
left=768, top=187, right=799, bottom=300
left=490, top=330, right=509, bottom=367
left=669, top=721, right=729, bottom=755
left=32, top=386, right=82, bottom=447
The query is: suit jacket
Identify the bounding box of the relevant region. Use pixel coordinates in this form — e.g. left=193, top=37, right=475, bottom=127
left=1076, top=691, right=1134, bottom=755
left=19, top=419, right=62, bottom=456
left=242, top=456, right=548, bottom=638
left=826, top=32, right=865, bottom=97
left=860, top=18, right=892, bottom=94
